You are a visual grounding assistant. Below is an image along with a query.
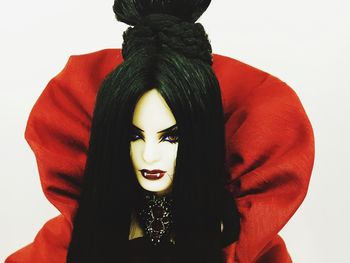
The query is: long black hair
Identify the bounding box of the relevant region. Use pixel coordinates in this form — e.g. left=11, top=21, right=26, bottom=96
left=67, top=0, right=239, bottom=262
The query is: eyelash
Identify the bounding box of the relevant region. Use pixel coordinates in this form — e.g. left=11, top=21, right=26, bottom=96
left=130, top=133, right=179, bottom=144
left=163, top=134, right=179, bottom=144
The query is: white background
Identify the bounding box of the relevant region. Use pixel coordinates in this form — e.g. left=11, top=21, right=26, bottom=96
left=1, top=0, right=349, bottom=262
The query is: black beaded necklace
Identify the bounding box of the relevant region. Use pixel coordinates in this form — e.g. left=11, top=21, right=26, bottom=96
left=135, top=191, right=175, bottom=246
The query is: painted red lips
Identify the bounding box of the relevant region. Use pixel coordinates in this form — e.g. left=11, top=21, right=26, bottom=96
left=140, top=169, right=166, bottom=180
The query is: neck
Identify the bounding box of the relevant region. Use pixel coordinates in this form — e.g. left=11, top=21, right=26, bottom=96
left=129, top=210, right=144, bottom=240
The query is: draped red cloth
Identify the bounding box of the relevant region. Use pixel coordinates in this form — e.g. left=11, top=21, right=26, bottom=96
left=6, top=49, right=314, bottom=263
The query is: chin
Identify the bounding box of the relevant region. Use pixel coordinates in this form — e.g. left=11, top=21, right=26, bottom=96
left=138, top=179, right=171, bottom=194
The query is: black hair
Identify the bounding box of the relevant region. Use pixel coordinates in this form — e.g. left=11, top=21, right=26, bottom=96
left=67, top=0, right=239, bottom=262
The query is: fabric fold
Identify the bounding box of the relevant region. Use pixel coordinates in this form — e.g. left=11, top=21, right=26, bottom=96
left=6, top=49, right=314, bottom=263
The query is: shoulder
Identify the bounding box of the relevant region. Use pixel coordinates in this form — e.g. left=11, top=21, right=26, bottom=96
left=212, top=53, right=303, bottom=118
left=24, top=48, right=124, bottom=221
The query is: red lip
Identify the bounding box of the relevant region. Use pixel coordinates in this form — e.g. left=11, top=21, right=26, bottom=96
left=140, top=169, right=166, bottom=180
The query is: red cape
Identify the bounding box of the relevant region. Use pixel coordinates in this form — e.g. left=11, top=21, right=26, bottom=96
left=6, top=49, right=315, bottom=263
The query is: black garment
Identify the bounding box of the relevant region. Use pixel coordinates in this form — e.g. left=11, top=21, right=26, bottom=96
left=127, top=237, right=177, bottom=263
left=126, top=188, right=239, bottom=262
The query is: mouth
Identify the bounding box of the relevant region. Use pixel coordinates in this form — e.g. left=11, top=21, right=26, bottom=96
left=140, top=169, right=166, bottom=180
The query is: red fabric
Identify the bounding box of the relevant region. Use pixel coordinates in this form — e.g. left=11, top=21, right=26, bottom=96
left=6, top=49, right=314, bottom=263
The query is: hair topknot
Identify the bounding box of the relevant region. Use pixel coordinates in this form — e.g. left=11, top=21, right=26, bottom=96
left=113, top=0, right=211, bottom=25
left=121, top=13, right=213, bottom=64
left=113, top=0, right=213, bottom=65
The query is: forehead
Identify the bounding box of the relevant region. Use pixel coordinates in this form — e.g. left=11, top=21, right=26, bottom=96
left=132, top=89, right=176, bottom=131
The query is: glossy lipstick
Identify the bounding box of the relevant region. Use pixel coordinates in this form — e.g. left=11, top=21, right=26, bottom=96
left=140, top=169, right=166, bottom=180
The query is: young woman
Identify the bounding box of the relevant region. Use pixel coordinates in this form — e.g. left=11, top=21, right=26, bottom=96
left=5, top=0, right=315, bottom=262
left=66, top=1, right=240, bottom=261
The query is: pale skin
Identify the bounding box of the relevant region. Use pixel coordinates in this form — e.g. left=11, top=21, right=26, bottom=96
left=129, top=89, right=178, bottom=240
left=128, top=89, right=223, bottom=240
left=130, top=89, right=178, bottom=196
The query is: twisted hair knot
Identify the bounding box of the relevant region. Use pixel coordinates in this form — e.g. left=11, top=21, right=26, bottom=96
left=122, top=13, right=212, bottom=65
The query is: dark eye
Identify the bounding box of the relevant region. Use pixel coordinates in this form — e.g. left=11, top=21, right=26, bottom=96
left=162, top=133, right=179, bottom=144
left=130, top=133, right=142, bottom=142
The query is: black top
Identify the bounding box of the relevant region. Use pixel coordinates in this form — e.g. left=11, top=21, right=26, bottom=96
left=127, top=237, right=177, bottom=263
left=126, top=220, right=238, bottom=263
left=126, top=189, right=240, bottom=262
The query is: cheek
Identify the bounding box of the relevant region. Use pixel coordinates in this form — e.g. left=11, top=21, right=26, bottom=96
left=161, top=144, right=178, bottom=166
left=172, top=146, right=178, bottom=163
left=130, top=143, right=141, bottom=166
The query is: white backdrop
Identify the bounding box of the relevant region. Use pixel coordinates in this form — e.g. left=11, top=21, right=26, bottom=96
left=1, top=0, right=349, bottom=262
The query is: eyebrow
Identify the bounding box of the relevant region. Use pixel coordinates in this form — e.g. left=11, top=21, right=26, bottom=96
left=131, top=124, right=178, bottom=134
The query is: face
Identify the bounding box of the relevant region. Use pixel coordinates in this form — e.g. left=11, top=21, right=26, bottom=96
left=130, top=89, right=178, bottom=196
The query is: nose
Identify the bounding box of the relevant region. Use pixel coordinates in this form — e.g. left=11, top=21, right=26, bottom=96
left=142, top=140, right=161, bottom=163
